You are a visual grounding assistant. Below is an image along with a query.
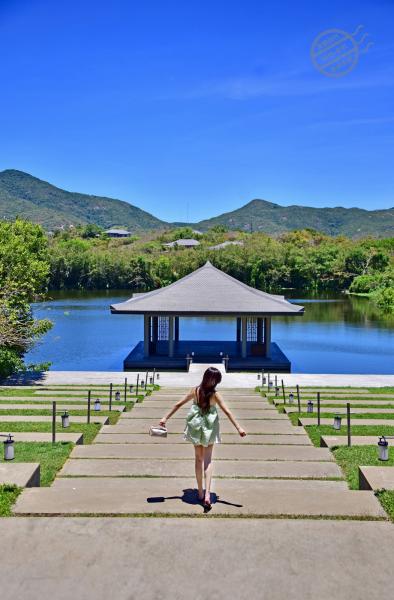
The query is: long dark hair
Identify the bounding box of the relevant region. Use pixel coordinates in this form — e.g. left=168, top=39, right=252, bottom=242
left=196, top=367, right=222, bottom=414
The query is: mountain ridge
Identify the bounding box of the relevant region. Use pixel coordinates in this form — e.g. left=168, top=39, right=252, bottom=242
left=0, top=169, right=392, bottom=238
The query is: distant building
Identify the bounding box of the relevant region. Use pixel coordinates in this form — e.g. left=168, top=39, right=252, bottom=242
left=164, top=238, right=200, bottom=248
left=208, top=240, right=244, bottom=250
left=105, top=228, right=132, bottom=238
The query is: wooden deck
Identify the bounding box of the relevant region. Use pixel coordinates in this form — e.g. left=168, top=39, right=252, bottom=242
left=123, top=340, right=291, bottom=372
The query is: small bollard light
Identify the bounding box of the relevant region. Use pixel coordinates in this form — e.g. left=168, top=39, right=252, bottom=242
left=307, top=400, right=314, bottom=413
left=378, top=436, right=389, bottom=461
left=61, top=411, right=70, bottom=428
left=289, top=392, right=294, bottom=403
left=94, top=398, right=101, bottom=412
left=268, top=381, right=273, bottom=391
left=257, top=373, right=261, bottom=380
left=3, top=434, right=15, bottom=460
left=115, top=391, right=121, bottom=402
left=156, top=373, right=160, bottom=380
left=333, top=415, right=342, bottom=430
left=140, top=380, right=145, bottom=389
left=149, top=377, right=153, bottom=384
left=275, top=386, right=279, bottom=397
left=129, top=384, right=134, bottom=393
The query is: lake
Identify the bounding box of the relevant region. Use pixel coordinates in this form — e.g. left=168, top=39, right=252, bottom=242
left=26, top=290, right=394, bottom=374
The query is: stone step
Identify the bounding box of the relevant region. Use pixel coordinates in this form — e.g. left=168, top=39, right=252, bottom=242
left=58, top=458, right=342, bottom=478
left=151, top=394, right=259, bottom=401
left=0, top=395, right=130, bottom=403
left=0, top=463, right=40, bottom=487
left=94, top=433, right=312, bottom=445
left=280, top=399, right=394, bottom=407
left=0, top=403, right=125, bottom=412
left=286, top=407, right=394, bottom=415
left=298, top=418, right=394, bottom=427
left=103, top=420, right=302, bottom=435
left=13, top=479, right=384, bottom=517
left=0, top=415, right=109, bottom=424
left=292, top=394, right=394, bottom=399
left=124, top=408, right=286, bottom=420
left=359, top=466, right=394, bottom=490
left=0, top=432, right=84, bottom=444
left=71, top=443, right=331, bottom=461
left=139, top=400, right=268, bottom=409
left=283, top=388, right=370, bottom=393
left=321, top=436, right=380, bottom=448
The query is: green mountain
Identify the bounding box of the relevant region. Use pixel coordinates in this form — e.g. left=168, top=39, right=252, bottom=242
left=1, top=170, right=392, bottom=237
left=194, top=199, right=394, bottom=238
left=0, top=170, right=167, bottom=232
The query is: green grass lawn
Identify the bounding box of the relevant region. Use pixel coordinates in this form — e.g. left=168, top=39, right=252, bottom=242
left=0, top=441, right=73, bottom=486
left=0, top=422, right=101, bottom=444
left=304, top=424, right=394, bottom=447
left=0, top=484, right=22, bottom=516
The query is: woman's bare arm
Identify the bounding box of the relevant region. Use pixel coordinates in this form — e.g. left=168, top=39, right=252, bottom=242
left=215, top=393, right=246, bottom=436
left=159, top=388, right=195, bottom=425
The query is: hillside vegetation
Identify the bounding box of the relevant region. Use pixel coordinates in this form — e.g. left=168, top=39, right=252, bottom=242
left=1, top=169, right=393, bottom=238
left=47, top=225, right=394, bottom=311
left=0, top=170, right=167, bottom=232
left=195, top=199, right=394, bottom=238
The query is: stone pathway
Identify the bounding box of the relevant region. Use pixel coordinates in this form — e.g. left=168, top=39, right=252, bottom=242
left=13, top=387, right=385, bottom=518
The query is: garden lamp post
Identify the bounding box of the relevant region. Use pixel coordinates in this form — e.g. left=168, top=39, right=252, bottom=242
left=307, top=400, right=314, bottom=413
left=333, top=415, right=342, bottom=430
left=289, top=392, right=294, bottom=403
left=115, top=391, right=121, bottom=402
left=94, top=398, right=101, bottom=412
left=1, top=434, right=15, bottom=460
left=378, top=436, right=389, bottom=461
left=61, top=411, right=70, bottom=428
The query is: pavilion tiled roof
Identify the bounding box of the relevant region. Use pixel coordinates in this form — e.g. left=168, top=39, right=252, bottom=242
left=110, top=261, right=304, bottom=316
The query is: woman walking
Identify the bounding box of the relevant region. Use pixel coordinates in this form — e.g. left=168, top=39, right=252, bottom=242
left=159, top=367, right=246, bottom=510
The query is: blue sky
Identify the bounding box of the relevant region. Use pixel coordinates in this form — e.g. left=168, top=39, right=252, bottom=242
left=0, top=0, right=393, bottom=222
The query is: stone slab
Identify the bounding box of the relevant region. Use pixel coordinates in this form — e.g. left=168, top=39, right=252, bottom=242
left=0, top=415, right=109, bottom=424
left=71, top=443, right=331, bottom=461
left=321, top=436, right=380, bottom=448
left=359, top=466, right=394, bottom=491
left=0, top=432, right=84, bottom=444
left=139, top=400, right=267, bottom=409
left=295, top=393, right=394, bottom=399
left=124, top=408, right=286, bottom=420
left=2, top=518, right=394, bottom=600
left=282, top=399, right=394, bottom=406
left=0, top=403, right=125, bottom=412
left=299, top=418, right=394, bottom=427
left=59, top=458, right=342, bottom=478
left=103, top=420, right=303, bottom=434
left=94, top=433, right=312, bottom=445
left=286, top=407, right=394, bottom=415
left=13, top=479, right=383, bottom=517
left=0, top=462, right=40, bottom=487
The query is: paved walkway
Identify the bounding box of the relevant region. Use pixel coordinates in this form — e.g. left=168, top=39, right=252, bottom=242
left=14, top=387, right=384, bottom=518
left=7, top=370, right=394, bottom=387
left=2, top=518, right=394, bottom=599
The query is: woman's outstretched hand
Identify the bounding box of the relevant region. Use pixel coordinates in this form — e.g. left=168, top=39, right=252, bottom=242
left=159, top=419, right=167, bottom=427
left=237, top=427, right=246, bottom=437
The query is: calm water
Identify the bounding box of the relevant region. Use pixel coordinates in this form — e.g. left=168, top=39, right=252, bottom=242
left=26, top=290, right=394, bottom=374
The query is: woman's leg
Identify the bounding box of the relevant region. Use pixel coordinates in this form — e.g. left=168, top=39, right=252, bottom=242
left=194, top=445, right=204, bottom=499
left=203, top=444, right=214, bottom=504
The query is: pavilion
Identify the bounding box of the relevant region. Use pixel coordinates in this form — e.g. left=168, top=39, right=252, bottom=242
left=110, top=261, right=304, bottom=372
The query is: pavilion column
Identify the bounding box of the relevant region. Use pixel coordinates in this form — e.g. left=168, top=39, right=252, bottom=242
left=143, top=315, right=150, bottom=357
left=264, top=317, right=272, bottom=358
left=241, top=317, right=247, bottom=358
left=174, top=317, right=179, bottom=341
left=257, top=318, right=263, bottom=343
left=168, top=316, right=175, bottom=358
left=236, top=318, right=241, bottom=342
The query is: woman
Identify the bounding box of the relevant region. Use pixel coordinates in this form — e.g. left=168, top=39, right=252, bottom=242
left=159, top=366, right=246, bottom=510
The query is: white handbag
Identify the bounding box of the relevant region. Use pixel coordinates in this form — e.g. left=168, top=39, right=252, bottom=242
left=149, top=425, right=168, bottom=437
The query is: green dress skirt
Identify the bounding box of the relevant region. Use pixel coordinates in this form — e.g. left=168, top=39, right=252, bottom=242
left=183, top=402, right=221, bottom=447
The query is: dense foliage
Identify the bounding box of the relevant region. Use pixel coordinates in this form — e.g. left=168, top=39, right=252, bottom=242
left=48, top=226, right=394, bottom=310
left=0, top=219, right=52, bottom=378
